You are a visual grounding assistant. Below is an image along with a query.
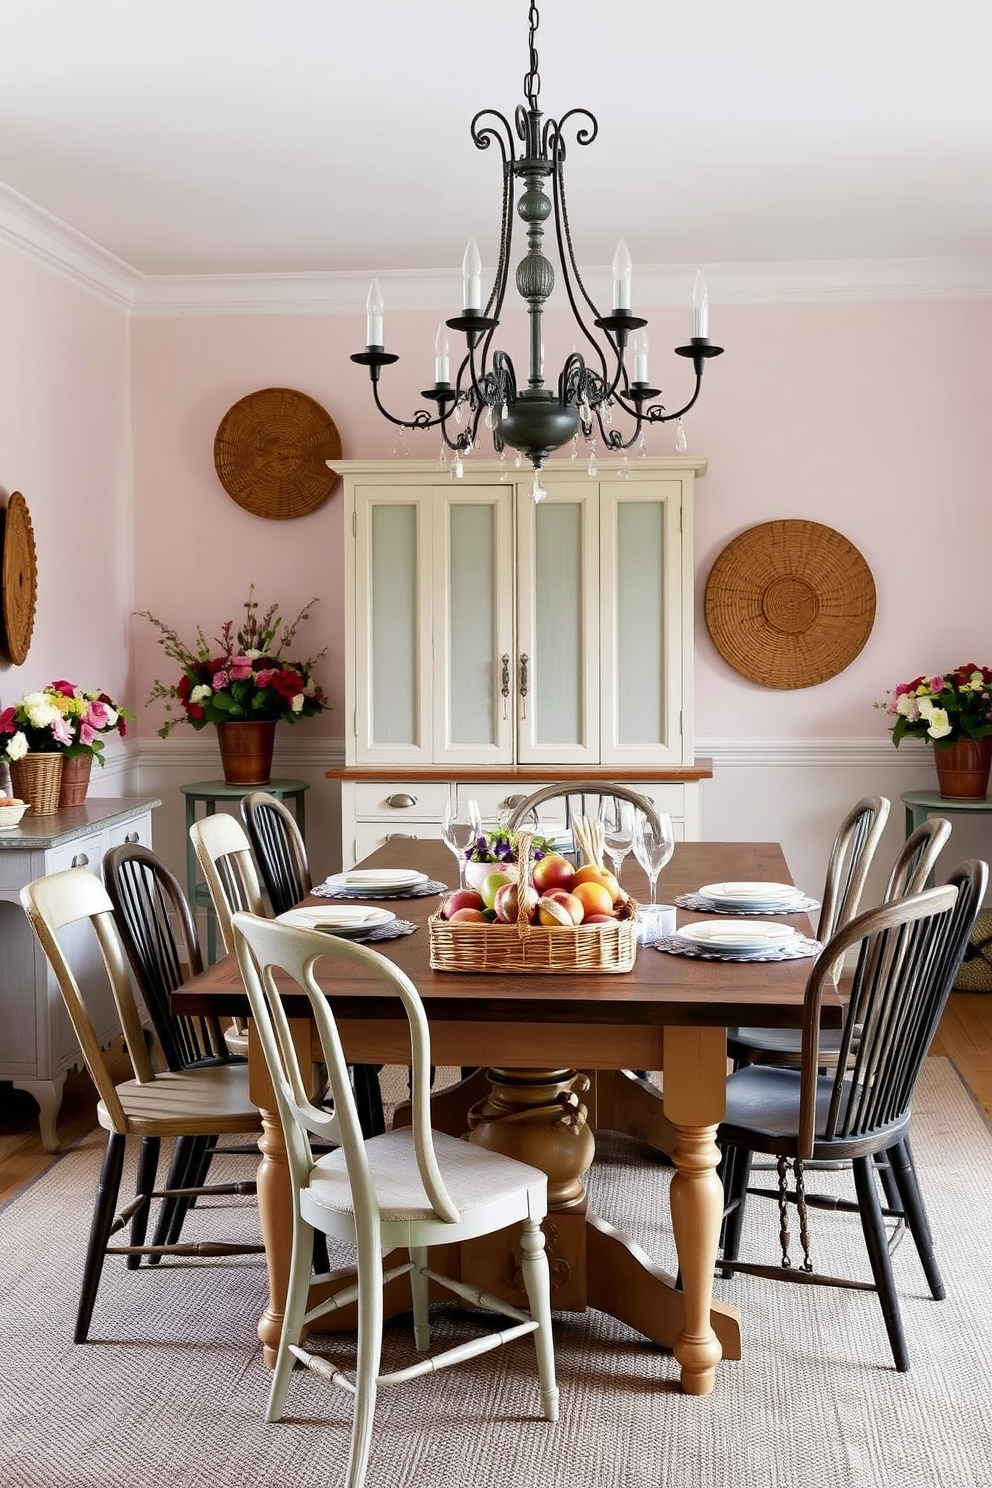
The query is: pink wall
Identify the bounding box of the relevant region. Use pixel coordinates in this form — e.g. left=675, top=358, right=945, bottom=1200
left=0, top=243, right=132, bottom=710
left=130, top=295, right=992, bottom=744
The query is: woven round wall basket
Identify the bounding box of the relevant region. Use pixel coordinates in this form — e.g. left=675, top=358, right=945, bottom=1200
left=704, top=519, right=876, bottom=690
left=213, top=387, right=342, bottom=519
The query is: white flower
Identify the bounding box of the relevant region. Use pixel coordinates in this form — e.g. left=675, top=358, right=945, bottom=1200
left=927, top=708, right=952, bottom=739
left=24, top=700, right=59, bottom=728
left=190, top=685, right=213, bottom=704
left=21, top=692, right=46, bottom=708
left=245, top=649, right=262, bottom=660
left=917, top=697, right=935, bottom=720
left=291, top=693, right=305, bottom=714
left=6, top=731, right=28, bottom=761
left=896, top=695, right=921, bottom=721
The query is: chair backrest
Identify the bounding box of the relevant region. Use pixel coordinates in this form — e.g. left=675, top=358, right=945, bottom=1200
left=189, top=812, right=266, bottom=953
left=20, top=868, right=157, bottom=1130
left=103, top=842, right=227, bottom=1071
left=882, top=815, right=951, bottom=900
left=231, top=910, right=460, bottom=1227
left=816, top=795, right=890, bottom=942
left=505, top=781, right=662, bottom=836
left=241, top=792, right=312, bottom=916
left=797, top=858, right=987, bottom=1155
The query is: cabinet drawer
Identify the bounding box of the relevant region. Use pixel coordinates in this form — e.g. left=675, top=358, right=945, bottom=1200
left=353, top=782, right=450, bottom=820
left=353, top=821, right=445, bottom=861
left=631, top=783, right=687, bottom=818
left=455, top=782, right=552, bottom=824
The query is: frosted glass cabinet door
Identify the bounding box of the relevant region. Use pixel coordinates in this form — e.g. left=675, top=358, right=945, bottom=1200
left=599, top=477, right=690, bottom=765
left=432, top=485, right=515, bottom=763
left=353, top=487, right=433, bottom=765
left=515, top=481, right=600, bottom=765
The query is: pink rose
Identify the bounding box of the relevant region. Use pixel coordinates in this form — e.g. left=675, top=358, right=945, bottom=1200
left=255, top=669, right=276, bottom=688
left=52, top=716, right=75, bottom=746
left=212, top=670, right=230, bottom=690
left=0, top=707, right=16, bottom=733
left=85, top=700, right=113, bottom=730
left=79, top=722, right=96, bottom=746
left=50, top=679, right=77, bottom=697
left=229, top=662, right=253, bottom=681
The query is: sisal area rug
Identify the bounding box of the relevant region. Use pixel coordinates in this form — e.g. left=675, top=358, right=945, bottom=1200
left=1, top=1058, right=991, bottom=1488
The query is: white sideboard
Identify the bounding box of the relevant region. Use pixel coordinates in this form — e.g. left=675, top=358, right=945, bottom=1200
left=0, top=796, right=159, bottom=1151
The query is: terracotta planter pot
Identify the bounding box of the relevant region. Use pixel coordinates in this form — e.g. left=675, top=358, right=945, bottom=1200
left=58, top=754, right=93, bottom=809
left=933, top=737, right=992, bottom=800
left=9, top=753, right=64, bottom=815
left=216, top=720, right=277, bottom=786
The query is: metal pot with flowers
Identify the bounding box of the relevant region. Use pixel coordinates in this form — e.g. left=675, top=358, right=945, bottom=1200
left=877, top=663, right=992, bottom=799
left=137, top=586, right=328, bottom=785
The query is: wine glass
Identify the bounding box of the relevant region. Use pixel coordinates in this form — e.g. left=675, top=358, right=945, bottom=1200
left=632, top=812, right=675, bottom=906
left=598, top=797, right=635, bottom=885
left=441, top=797, right=482, bottom=888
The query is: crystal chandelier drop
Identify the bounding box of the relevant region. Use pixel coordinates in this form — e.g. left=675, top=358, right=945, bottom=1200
left=352, top=2, right=723, bottom=489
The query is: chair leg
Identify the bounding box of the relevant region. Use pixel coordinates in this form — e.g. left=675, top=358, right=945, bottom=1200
left=852, top=1154, right=910, bottom=1371
left=347, top=1244, right=385, bottom=1488
left=873, top=1149, right=903, bottom=1212
left=267, top=1218, right=317, bottom=1424
left=75, top=1132, right=126, bottom=1343
left=720, top=1146, right=753, bottom=1276
left=887, top=1136, right=945, bottom=1300
left=127, top=1136, right=161, bottom=1270
left=151, top=1135, right=208, bottom=1256
left=409, top=1245, right=430, bottom=1352
left=352, top=1064, right=385, bottom=1138
left=519, top=1217, right=559, bottom=1423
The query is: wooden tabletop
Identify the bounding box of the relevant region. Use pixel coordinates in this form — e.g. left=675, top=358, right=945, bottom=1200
left=174, top=839, right=839, bottom=1040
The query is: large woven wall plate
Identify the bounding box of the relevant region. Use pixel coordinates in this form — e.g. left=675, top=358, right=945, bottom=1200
left=704, top=519, right=876, bottom=689
left=213, top=387, right=342, bottom=519
left=1, top=491, right=38, bottom=665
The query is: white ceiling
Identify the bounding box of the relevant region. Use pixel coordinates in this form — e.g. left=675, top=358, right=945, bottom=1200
left=0, top=0, right=990, bottom=281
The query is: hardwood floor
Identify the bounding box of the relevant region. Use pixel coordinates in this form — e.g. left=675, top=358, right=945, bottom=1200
left=3, top=996, right=991, bottom=1208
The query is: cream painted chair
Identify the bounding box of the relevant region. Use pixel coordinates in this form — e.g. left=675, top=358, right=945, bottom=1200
left=188, top=812, right=266, bottom=1057
left=231, top=910, right=558, bottom=1488
left=20, top=868, right=262, bottom=1343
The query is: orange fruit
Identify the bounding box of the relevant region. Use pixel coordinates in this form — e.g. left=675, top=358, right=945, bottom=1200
left=572, top=864, right=620, bottom=902
left=572, top=880, right=614, bottom=918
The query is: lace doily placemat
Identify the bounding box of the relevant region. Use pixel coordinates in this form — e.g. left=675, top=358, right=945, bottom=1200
left=358, top=919, right=418, bottom=943
left=655, top=934, right=822, bottom=963
left=313, top=879, right=448, bottom=901
left=674, top=892, right=821, bottom=916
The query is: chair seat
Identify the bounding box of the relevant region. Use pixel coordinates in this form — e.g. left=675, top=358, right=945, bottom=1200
left=304, top=1129, right=547, bottom=1242
left=728, top=1026, right=843, bottom=1064
left=721, top=1063, right=906, bottom=1159
left=97, top=1062, right=261, bottom=1138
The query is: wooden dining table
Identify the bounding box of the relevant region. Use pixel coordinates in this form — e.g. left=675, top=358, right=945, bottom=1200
left=172, top=838, right=838, bottom=1397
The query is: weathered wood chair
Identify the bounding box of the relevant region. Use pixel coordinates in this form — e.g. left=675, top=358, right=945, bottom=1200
left=231, top=909, right=558, bottom=1488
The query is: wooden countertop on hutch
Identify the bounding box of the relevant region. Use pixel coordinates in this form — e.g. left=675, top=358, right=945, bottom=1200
left=326, top=763, right=713, bottom=783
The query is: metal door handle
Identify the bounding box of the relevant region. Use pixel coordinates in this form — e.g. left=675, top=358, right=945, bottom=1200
left=385, top=793, right=417, bottom=809
left=519, top=653, right=529, bottom=718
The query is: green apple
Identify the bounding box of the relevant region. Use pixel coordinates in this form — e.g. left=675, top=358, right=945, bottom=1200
left=480, top=869, right=515, bottom=909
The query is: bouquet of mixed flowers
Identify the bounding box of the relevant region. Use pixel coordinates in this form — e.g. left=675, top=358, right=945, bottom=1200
left=464, top=826, right=555, bottom=864
left=878, top=664, right=992, bottom=746
left=137, top=587, right=328, bottom=737
left=0, top=681, right=131, bottom=764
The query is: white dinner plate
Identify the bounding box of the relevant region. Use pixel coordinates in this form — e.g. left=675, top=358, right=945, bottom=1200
left=675, top=919, right=799, bottom=954
left=322, top=869, right=428, bottom=896
left=276, top=906, right=396, bottom=938
left=697, top=880, right=805, bottom=910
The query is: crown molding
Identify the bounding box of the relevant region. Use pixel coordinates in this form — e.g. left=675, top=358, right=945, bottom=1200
left=3, top=175, right=991, bottom=317
left=0, top=179, right=139, bottom=311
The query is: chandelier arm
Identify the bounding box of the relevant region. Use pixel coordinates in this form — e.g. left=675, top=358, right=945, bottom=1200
left=370, top=381, right=444, bottom=433
left=641, top=371, right=705, bottom=424
left=549, top=137, right=611, bottom=391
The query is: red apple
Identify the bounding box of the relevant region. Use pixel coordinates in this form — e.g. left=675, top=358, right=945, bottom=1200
left=583, top=912, right=617, bottom=924
left=442, top=889, right=486, bottom=920
left=545, top=889, right=585, bottom=925
left=448, top=907, right=489, bottom=923
left=531, top=854, right=575, bottom=894
left=494, top=882, right=539, bottom=923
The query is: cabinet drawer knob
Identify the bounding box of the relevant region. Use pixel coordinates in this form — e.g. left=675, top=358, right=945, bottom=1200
left=71, top=852, right=89, bottom=869
left=385, top=793, right=417, bottom=809
left=125, top=832, right=140, bottom=845
left=385, top=832, right=417, bottom=840
left=503, top=794, right=528, bottom=809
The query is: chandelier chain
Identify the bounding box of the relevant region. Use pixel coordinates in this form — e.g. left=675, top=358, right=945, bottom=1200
left=524, top=3, right=541, bottom=111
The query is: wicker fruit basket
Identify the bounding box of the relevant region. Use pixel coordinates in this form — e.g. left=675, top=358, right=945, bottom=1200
left=429, top=831, right=638, bottom=975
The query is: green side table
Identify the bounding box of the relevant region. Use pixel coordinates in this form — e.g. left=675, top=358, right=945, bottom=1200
left=181, top=778, right=309, bottom=963
left=902, top=789, right=992, bottom=886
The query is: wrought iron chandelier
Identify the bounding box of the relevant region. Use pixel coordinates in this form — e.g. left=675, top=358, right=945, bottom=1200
left=352, top=2, right=723, bottom=495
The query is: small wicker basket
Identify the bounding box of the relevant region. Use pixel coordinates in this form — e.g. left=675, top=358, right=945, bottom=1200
left=429, top=832, right=638, bottom=975
left=0, top=799, right=28, bottom=829
left=9, top=752, right=63, bottom=816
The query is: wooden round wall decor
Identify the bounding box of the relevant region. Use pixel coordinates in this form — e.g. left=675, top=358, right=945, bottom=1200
left=213, top=387, right=342, bottom=519
left=1, top=491, right=38, bottom=665
left=704, top=519, right=875, bottom=689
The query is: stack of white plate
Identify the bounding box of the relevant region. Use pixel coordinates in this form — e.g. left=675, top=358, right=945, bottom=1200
left=320, top=868, right=429, bottom=898
left=695, top=880, right=807, bottom=913
left=276, top=905, right=396, bottom=938
left=674, top=920, right=800, bottom=958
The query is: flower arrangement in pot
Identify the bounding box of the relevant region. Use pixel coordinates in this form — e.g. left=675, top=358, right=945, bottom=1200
left=0, top=682, right=131, bottom=813
left=137, top=586, right=328, bottom=785
left=461, top=826, right=555, bottom=891
left=878, top=663, right=992, bottom=799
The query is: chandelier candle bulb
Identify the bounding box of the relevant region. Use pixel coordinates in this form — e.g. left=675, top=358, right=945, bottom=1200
left=434, top=323, right=450, bottom=384
left=631, top=330, right=650, bottom=385
left=366, top=278, right=384, bottom=347
left=612, top=239, right=633, bottom=311
left=692, top=270, right=709, bottom=340
left=462, top=238, right=483, bottom=312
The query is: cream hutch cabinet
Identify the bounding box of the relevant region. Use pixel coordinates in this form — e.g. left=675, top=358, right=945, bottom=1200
left=332, top=459, right=710, bottom=864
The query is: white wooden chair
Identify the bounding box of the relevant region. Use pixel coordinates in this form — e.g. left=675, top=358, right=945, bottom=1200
left=20, top=868, right=262, bottom=1343
left=189, top=811, right=266, bottom=1056
left=231, top=909, right=558, bottom=1488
